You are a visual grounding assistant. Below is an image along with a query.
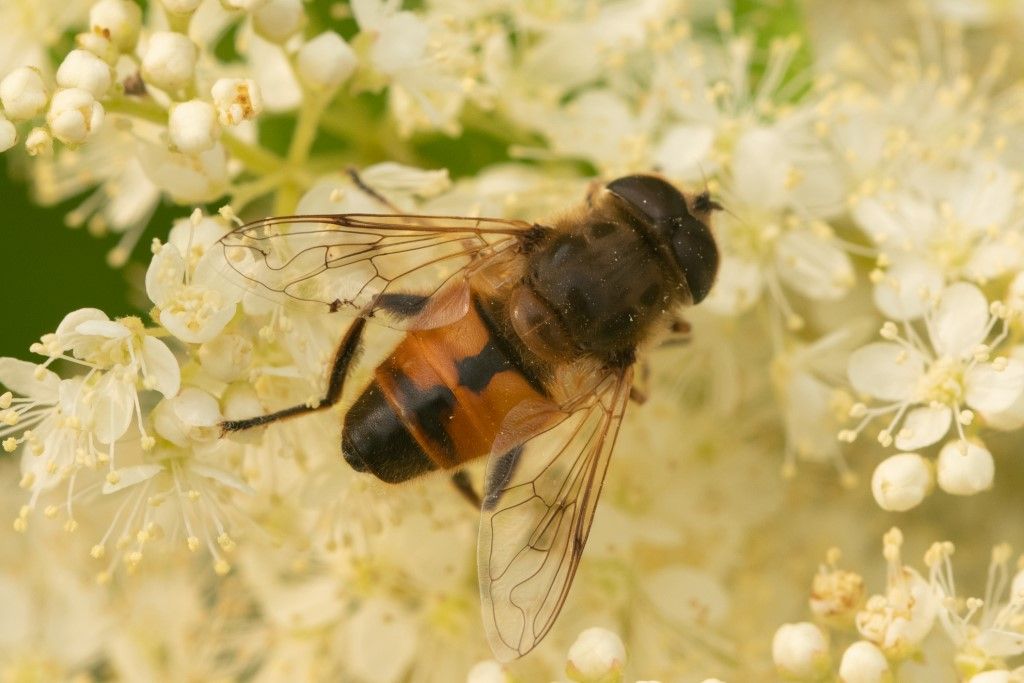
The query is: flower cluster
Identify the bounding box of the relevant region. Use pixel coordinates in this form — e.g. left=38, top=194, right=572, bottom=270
left=2, top=0, right=1024, bottom=680
left=774, top=528, right=1024, bottom=682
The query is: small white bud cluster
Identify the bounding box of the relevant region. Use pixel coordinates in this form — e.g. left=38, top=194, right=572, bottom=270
left=56, top=50, right=113, bottom=98
left=838, top=641, right=891, bottom=683
left=142, top=31, right=198, bottom=94
left=89, top=0, right=143, bottom=52
left=252, top=0, right=306, bottom=43
left=47, top=88, right=105, bottom=145
left=566, top=628, right=627, bottom=683
left=870, top=452, right=933, bottom=512
left=296, top=32, right=358, bottom=92
left=211, top=79, right=264, bottom=126
left=169, top=100, right=219, bottom=154
left=772, top=622, right=831, bottom=680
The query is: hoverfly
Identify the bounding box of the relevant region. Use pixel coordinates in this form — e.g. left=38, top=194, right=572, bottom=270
left=218, top=174, right=720, bottom=661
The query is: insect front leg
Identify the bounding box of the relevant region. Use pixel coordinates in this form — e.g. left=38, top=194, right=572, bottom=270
left=346, top=167, right=405, bottom=213
left=450, top=469, right=481, bottom=508
left=221, top=318, right=368, bottom=432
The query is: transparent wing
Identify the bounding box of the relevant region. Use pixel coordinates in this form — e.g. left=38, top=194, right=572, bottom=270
left=477, top=367, right=633, bottom=661
left=217, top=213, right=535, bottom=329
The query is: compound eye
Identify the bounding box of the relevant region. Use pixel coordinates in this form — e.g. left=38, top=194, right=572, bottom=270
left=606, top=175, right=689, bottom=223
left=670, top=215, right=719, bottom=304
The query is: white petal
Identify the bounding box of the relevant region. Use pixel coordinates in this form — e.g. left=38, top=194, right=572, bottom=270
left=701, top=257, right=763, bottom=315
left=775, top=230, right=855, bottom=301
left=852, top=194, right=936, bottom=248
left=936, top=440, right=994, bottom=496
left=171, top=388, right=221, bottom=427
left=894, top=405, right=952, bottom=450
left=652, top=124, right=714, bottom=179
left=966, top=359, right=1024, bottom=414
left=930, top=283, right=990, bottom=358
left=141, top=336, right=180, bottom=398
left=346, top=598, right=417, bottom=683
left=732, top=126, right=788, bottom=210
left=75, top=319, right=130, bottom=339
left=55, top=308, right=110, bottom=338
left=145, top=243, right=186, bottom=307
left=872, top=258, right=943, bottom=321
left=103, top=464, right=163, bottom=494
left=0, top=358, right=59, bottom=401
left=189, top=463, right=254, bottom=495
left=91, top=376, right=134, bottom=444
left=848, top=342, right=924, bottom=401
left=974, top=629, right=1024, bottom=658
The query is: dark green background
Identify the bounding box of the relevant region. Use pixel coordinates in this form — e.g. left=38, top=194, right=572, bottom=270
left=0, top=157, right=135, bottom=359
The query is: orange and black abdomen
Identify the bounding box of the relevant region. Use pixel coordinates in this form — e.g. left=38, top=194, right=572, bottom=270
left=341, top=297, right=548, bottom=484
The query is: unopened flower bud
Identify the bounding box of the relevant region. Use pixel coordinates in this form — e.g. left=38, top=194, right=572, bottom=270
left=0, top=116, right=15, bottom=153
left=871, top=452, right=932, bottom=511
left=253, top=0, right=305, bottom=43
left=90, top=0, right=142, bottom=51
left=56, top=49, right=113, bottom=99
left=211, top=78, right=263, bottom=126
left=296, top=31, right=357, bottom=91
left=838, top=641, right=891, bottom=683
left=936, top=440, right=994, bottom=496
left=25, top=127, right=52, bottom=156
left=566, top=627, right=626, bottom=683
left=47, top=88, right=104, bottom=144
left=772, top=622, right=830, bottom=680
left=141, top=31, right=198, bottom=93
left=168, top=99, right=219, bottom=153
left=1, top=67, right=48, bottom=120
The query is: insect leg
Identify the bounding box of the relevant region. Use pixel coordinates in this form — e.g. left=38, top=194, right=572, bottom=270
left=220, top=318, right=367, bottom=432
left=658, top=316, right=692, bottom=349
left=450, top=470, right=482, bottom=508
left=629, top=361, right=650, bottom=405
left=346, top=167, right=405, bottom=213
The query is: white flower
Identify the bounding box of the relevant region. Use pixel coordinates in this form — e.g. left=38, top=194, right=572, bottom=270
left=211, top=78, right=263, bottom=126
left=46, top=88, right=104, bottom=144
left=252, top=0, right=305, bottom=43
left=89, top=0, right=142, bottom=52
left=566, top=627, right=627, bottom=683
left=55, top=49, right=112, bottom=99
left=838, top=641, right=891, bottom=683
left=927, top=541, right=1024, bottom=676
left=168, top=99, right=220, bottom=154
left=845, top=283, right=1024, bottom=451
left=33, top=308, right=180, bottom=445
left=772, top=622, right=830, bottom=680
left=810, top=549, right=866, bottom=626
left=855, top=529, right=938, bottom=660
left=197, top=334, right=253, bottom=383
left=141, top=31, right=198, bottom=94
left=145, top=213, right=241, bottom=344
left=296, top=31, right=357, bottom=92
left=0, top=66, right=48, bottom=120
left=871, top=453, right=933, bottom=512
left=137, top=140, right=229, bottom=204
left=935, top=440, right=994, bottom=496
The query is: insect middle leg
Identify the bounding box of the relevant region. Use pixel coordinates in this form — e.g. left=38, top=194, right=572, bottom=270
left=221, top=318, right=367, bottom=432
